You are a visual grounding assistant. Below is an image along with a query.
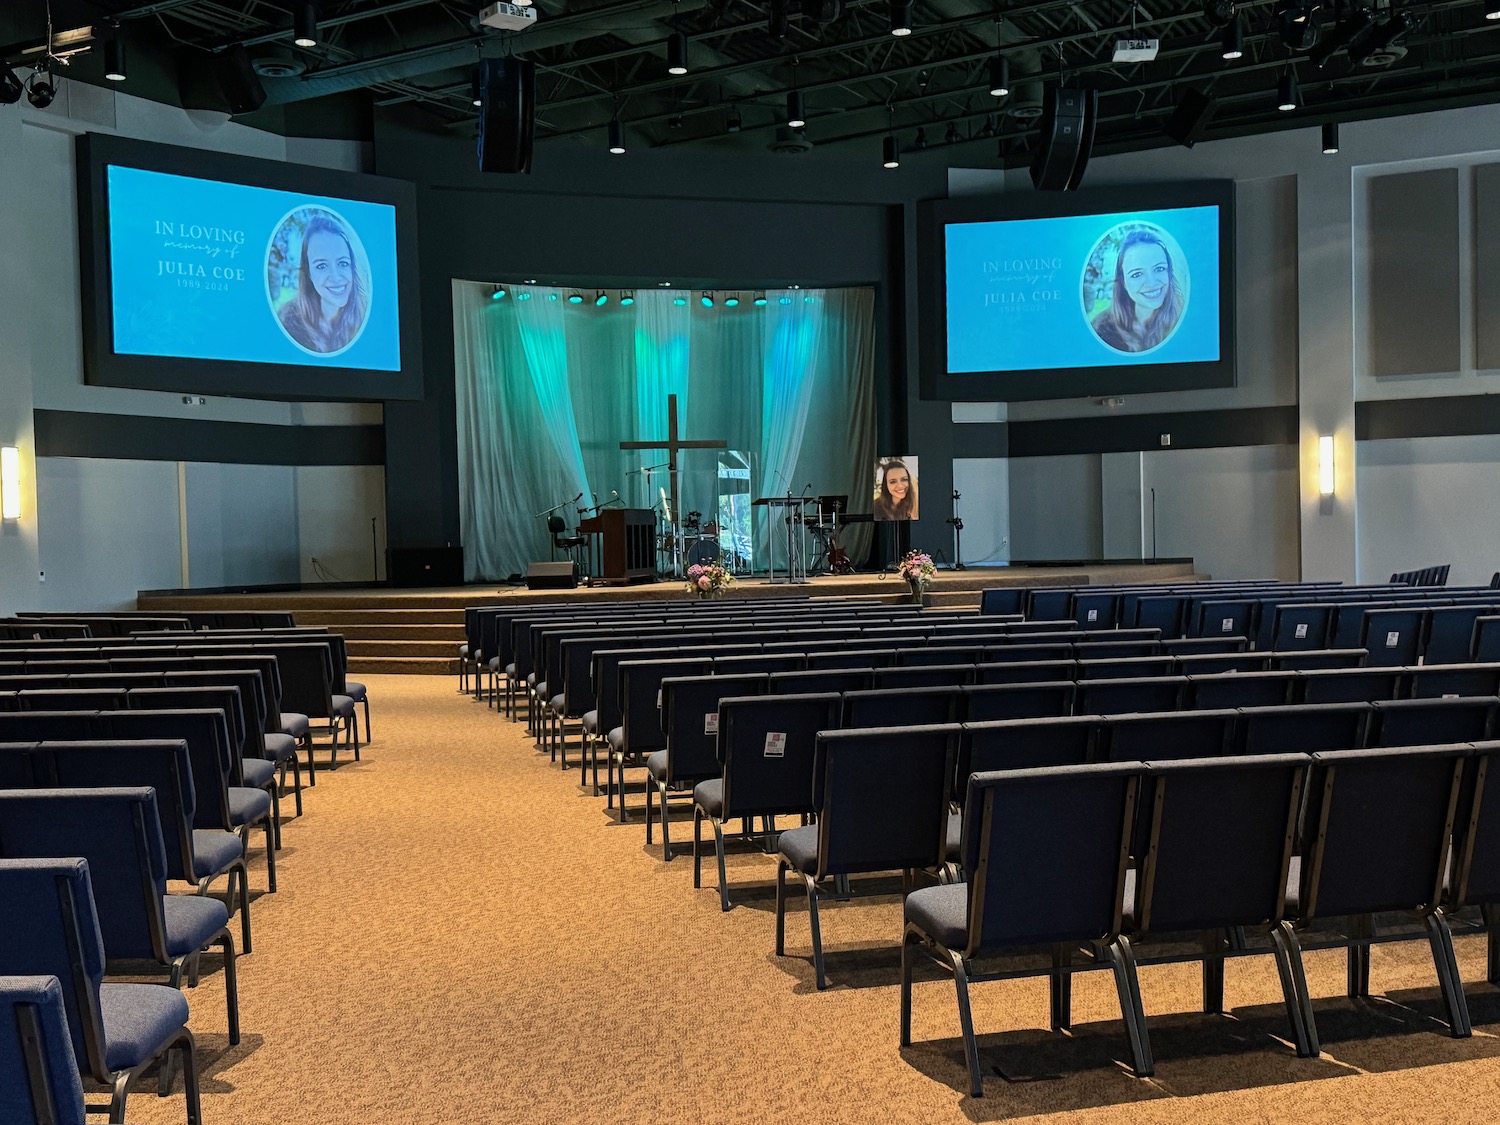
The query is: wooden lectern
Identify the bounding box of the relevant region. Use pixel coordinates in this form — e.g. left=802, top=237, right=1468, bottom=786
left=578, top=508, right=656, bottom=584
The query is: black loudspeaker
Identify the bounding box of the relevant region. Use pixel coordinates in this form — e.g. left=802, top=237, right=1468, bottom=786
left=477, top=57, right=536, bottom=174
left=1030, top=86, right=1097, bottom=192
left=525, top=561, right=579, bottom=590
left=1163, top=89, right=1218, bottom=149
left=388, top=547, right=465, bottom=587
left=179, top=44, right=266, bottom=116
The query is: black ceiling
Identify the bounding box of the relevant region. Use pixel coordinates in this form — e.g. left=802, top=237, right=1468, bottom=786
left=7, top=0, right=1500, bottom=162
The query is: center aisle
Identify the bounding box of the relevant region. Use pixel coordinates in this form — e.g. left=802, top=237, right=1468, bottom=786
left=126, top=674, right=1500, bottom=1124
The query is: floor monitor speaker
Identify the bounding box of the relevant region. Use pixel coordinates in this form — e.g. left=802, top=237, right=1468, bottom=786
left=477, top=57, right=536, bottom=174
left=1030, top=86, right=1097, bottom=192
left=526, top=561, right=579, bottom=590
left=1163, top=89, right=1218, bottom=149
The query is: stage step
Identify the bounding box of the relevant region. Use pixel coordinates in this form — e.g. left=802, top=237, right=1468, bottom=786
left=333, top=623, right=462, bottom=641
left=349, top=655, right=458, bottom=676
left=293, top=608, right=466, bottom=627
left=345, top=639, right=460, bottom=658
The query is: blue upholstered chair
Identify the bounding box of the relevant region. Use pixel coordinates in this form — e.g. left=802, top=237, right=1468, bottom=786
left=0, top=858, right=201, bottom=1125
left=1, top=974, right=90, bottom=1125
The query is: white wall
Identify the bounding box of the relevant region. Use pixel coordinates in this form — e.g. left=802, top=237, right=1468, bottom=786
left=0, top=82, right=386, bottom=613
left=1009, top=455, right=1102, bottom=560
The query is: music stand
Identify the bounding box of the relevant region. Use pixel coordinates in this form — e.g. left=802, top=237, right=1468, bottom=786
left=752, top=496, right=814, bottom=584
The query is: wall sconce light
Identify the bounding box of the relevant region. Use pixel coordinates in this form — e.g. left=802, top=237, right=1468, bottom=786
left=1, top=446, right=20, bottom=519
left=1318, top=434, right=1335, bottom=496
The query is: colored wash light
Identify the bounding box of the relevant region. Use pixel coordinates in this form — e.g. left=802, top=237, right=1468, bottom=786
left=568, top=293, right=584, bottom=304
left=725, top=296, right=740, bottom=306
left=491, top=287, right=507, bottom=301
left=595, top=293, right=609, bottom=306
left=778, top=296, right=792, bottom=305
left=620, top=294, right=635, bottom=306
left=701, top=294, right=714, bottom=308
left=753, top=294, right=768, bottom=306
left=516, top=292, right=532, bottom=301
left=546, top=293, right=559, bottom=301
left=672, top=296, right=687, bottom=306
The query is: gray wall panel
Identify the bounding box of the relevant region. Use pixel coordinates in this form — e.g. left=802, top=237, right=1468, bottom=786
left=1366, top=168, right=1460, bottom=378
left=1475, top=163, right=1500, bottom=371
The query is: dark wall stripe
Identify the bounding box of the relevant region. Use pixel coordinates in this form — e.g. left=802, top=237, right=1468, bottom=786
left=33, top=410, right=385, bottom=467
left=1356, top=395, right=1500, bottom=441
left=1007, top=406, right=1297, bottom=458
left=951, top=422, right=1009, bottom=459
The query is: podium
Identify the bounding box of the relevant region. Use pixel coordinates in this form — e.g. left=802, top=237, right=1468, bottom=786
left=578, top=508, right=656, bottom=584
left=753, top=496, right=813, bottom=584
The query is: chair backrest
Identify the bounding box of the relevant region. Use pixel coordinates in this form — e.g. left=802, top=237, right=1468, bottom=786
left=1188, top=672, right=1293, bottom=709
left=1134, top=596, right=1185, bottom=637
left=959, top=716, right=1095, bottom=800
left=1075, top=656, right=1174, bottom=680
left=810, top=726, right=955, bottom=880
left=1076, top=677, right=1185, bottom=716
left=1176, top=652, right=1268, bottom=676
left=974, top=659, right=1077, bottom=686
left=1360, top=608, right=1427, bottom=667
left=16, top=689, right=126, bottom=712
left=1300, top=745, right=1467, bottom=918
left=0, top=859, right=109, bottom=1081
left=841, top=686, right=957, bottom=730
left=1103, top=710, right=1236, bottom=763
left=803, top=648, right=896, bottom=670
left=769, top=669, right=873, bottom=695
left=106, top=709, right=232, bottom=830
left=979, top=588, right=1026, bottom=616
left=981, top=644, right=1074, bottom=665
left=1475, top=617, right=1500, bottom=663
left=1272, top=648, right=1367, bottom=671
left=1370, top=698, right=1495, bottom=747
left=1271, top=604, right=1333, bottom=650
left=1071, top=592, right=1121, bottom=629
left=42, top=740, right=199, bottom=886
left=1239, top=703, right=1368, bottom=755
left=1134, top=754, right=1307, bottom=933
left=619, top=659, right=712, bottom=754
left=717, top=694, right=841, bottom=819
left=1027, top=589, right=1075, bottom=621
left=0, top=787, right=169, bottom=965
left=1424, top=606, right=1494, bottom=665
left=870, top=664, right=974, bottom=690
left=961, top=682, right=1075, bottom=723
left=897, top=645, right=984, bottom=667
left=1299, top=668, right=1405, bottom=705
left=660, top=674, right=766, bottom=786
left=1410, top=663, right=1500, bottom=700
left=0, top=974, right=88, bottom=1125
left=962, top=762, right=1140, bottom=957
left=1193, top=598, right=1257, bottom=640
left=714, top=653, right=806, bottom=676
left=1451, top=740, right=1500, bottom=908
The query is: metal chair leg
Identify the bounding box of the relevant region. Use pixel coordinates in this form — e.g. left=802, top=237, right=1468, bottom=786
left=804, top=874, right=827, bottom=990
left=899, top=928, right=917, bottom=1047
left=1270, top=920, right=1316, bottom=1057
left=1107, top=935, right=1154, bottom=1078
left=1050, top=945, right=1072, bottom=1031
left=950, top=951, right=984, bottom=1098
left=775, top=861, right=788, bottom=955
left=1426, top=909, right=1473, bottom=1038
left=713, top=819, right=730, bottom=911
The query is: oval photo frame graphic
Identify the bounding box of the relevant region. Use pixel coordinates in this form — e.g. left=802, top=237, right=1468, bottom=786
left=265, top=205, right=373, bottom=359
left=1080, top=222, right=1191, bottom=357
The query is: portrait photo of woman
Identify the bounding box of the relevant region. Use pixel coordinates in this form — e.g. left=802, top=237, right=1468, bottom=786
left=267, top=208, right=372, bottom=356
left=873, top=456, right=919, bottom=521
left=1082, top=225, right=1189, bottom=355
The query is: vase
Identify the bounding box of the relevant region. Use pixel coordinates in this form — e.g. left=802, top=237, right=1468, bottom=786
left=906, top=577, right=926, bottom=606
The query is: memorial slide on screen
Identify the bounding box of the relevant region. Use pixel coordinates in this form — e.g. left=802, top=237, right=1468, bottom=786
left=944, top=205, right=1221, bottom=374
left=106, top=165, right=400, bottom=371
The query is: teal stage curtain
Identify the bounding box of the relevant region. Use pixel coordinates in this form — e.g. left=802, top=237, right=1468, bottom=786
left=453, top=282, right=877, bottom=582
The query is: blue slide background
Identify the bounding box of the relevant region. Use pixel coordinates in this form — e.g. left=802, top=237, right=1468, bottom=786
left=107, top=165, right=400, bottom=371
left=945, top=205, right=1220, bottom=374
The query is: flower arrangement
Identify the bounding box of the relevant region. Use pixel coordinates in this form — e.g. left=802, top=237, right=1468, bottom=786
left=897, top=550, right=937, bottom=604
left=686, top=561, right=735, bottom=599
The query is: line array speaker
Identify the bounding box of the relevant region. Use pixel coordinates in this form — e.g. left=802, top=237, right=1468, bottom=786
left=179, top=44, right=267, bottom=117
left=477, top=57, right=536, bottom=175
left=1030, top=86, right=1098, bottom=192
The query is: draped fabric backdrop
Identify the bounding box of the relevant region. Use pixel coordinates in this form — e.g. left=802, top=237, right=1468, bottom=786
left=454, top=282, right=877, bottom=581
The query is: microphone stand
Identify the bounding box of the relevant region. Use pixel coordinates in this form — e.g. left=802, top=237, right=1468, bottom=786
left=946, top=489, right=966, bottom=571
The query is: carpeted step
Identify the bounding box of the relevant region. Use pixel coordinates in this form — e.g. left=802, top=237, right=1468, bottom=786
left=330, top=623, right=465, bottom=641
left=294, top=608, right=467, bottom=627
left=345, top=639, right=462, bottom=658
left=348, top=656, right=457, bottom=675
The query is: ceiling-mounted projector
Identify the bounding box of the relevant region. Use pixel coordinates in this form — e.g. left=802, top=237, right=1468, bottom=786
left=479, top=2, right=539, bottom=32
left=1112, top=38, right=1159, bottom=62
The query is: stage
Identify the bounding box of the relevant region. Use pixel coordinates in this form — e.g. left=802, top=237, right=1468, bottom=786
left=137, top=560, right=1200, bottom=674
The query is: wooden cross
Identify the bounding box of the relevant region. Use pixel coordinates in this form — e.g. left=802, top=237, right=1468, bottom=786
left=620, top=394, right=727, bottom=527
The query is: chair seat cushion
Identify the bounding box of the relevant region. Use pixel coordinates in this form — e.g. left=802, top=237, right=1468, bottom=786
left=228, top=787, right=272, bottom=828
left=503, top=663, right=515, bottom=677
left=694, top=778, right=724, bottom=818
left=608, top=727, right=625, bottom=752
left=240, top=758, right=275, bottom=788
left=534, top=681, right=547, bottom=700
left=263, top=733, right=298, bottom=764
left=777, top=824, right=819, bottom=875
left=646, top=750, right=669, bottom=781
left=551, top=695, right=566, bottom=715
left=280, top=713, right=310, bottom=739
left=904, top=883, right=969, bottom=950
left=98, top=982, right=190, bottom=1071
left=582, top=711, right=599, bottom=735
left=160, top=894, right=231, bottom=958
left=191, top=830, right=245, bottom=881
left=332, top=695, right=355, bottom=718
left=344, top=681, right=367, bottom=703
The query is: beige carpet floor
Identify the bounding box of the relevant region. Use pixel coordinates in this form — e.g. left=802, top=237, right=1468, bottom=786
left=114, top=674, right=1500, bottom=1124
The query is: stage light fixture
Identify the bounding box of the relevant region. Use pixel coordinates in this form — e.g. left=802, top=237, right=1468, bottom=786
left=294, top=2, right=319, bottom=48
left=517, top=291, right=532, bottom=301
left=104, top=27, right=127, bottom=82
left=1277, top=68, right=1299, bottom=112
left=546, top=293, right=559, bottom=301
left=804, top=294, right=814, bottom=303
left=608, top=119, right=626, bottom=154
left=726, top=106, right=742, bottom=133
left=778, top=295, right=793, bottom=305
left=1349, top=12, right=1415, bottom=66
left=988, top=55, right=1010, bottom=96
left=768, top=0, right=789, bottom=38
left=1222, top=16, right=1243, bottom=59
left=787, top=90, right=806, bottom=129
left=26, top=72, right=56, bottom=110
left=753, top=293, right=768, bottom=306
left=568, top=292, right=584, bottom=304
left=491, top=285, right=507, bottom=301
left=620, top=292, right=635, bottom=306
left=595, top=291, right=608, bottom=306
left=672, top=295, right=688, bottom=306
left=1276, top=1, right=1324, bottom=50
left=913, top=126, right=928, bottom=150
left=1, top=447, right=19, bottom=520
left=1308, top=7, right=1374, bottom=69
left=0, top=64, right=23, bottom=105
left=701, top=292, right=715, bottom=308
left=725, top=294, right=740, bottom=307
left=668, top=32, right=688, bottom=75
left=1489, top=0, right=1500, bottom=20
left=1322, top=121, right=1339, bottom=153
left=883, top=135, right=900, bottom=168
left=890, top=0, right=913, bottom=36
